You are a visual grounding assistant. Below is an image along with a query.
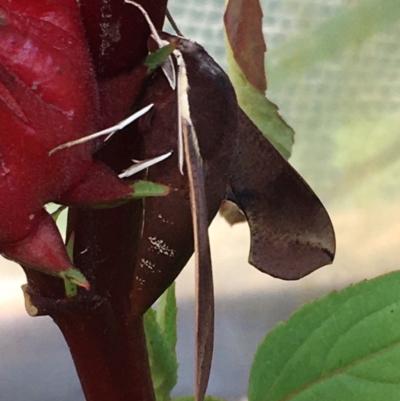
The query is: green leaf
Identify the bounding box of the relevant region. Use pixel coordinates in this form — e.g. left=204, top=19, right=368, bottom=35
left=85, top=181, right=170, bottom=210
left=248, top=271, right=400, bottom=401
left=173, top=396, right=228, bottom=401
left=60, top=268, right=89, bottom=294
left=149, top=284, right=178, bottom=400
left=156, top=282, right=178, bottom=353
left=63, top=277, right=78, bottom=297
left=132, top=180, right=171, bottom=199
left=224, top=1, right=294, bottom=159
left=144, top=307, right=178, bottom=401
left=50, top=205, right=67, bottom=222
left=146, top=43, right=176, bottom=73
left=63, top=232, right=78, bottom=297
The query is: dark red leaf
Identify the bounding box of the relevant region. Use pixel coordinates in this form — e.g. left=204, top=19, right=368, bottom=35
left=224, top=0, right=267, bottom=92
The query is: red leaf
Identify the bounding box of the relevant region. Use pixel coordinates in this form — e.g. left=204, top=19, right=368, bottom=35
left=224, top=0, right=267, bottom=92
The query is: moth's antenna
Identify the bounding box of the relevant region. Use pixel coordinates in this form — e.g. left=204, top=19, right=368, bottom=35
left=125, top=0, right=163, bottom=46
left=166, top=9, right=183, bottom=37
left=125, top=0, right=176, bottom=89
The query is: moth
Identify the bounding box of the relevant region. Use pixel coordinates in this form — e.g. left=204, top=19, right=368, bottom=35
left=120, top=4, right=336, bottom=401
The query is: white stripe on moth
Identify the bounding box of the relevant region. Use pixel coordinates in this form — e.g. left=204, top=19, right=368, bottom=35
left=49, top=104, right=154, bottom=155
left=118, top=151, right=173, bottom=178
left=176, top=49, right=201, bottom=174
left=175, top=51, right=185, bottom=174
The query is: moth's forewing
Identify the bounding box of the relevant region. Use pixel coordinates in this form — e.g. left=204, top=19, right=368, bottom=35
left=228, top=109, right=335, bottom=280
left=130, top=37, right=237, bottom=315
left=177, top=52, right=215, bottom=401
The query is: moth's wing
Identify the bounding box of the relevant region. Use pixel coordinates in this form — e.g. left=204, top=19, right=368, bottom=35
left=180, top=116, right=214, bottom=401
left=130, top=37, right=236, bottom=314
left=177, top=52, right=215, bottom=401
left=228, top=109, right=335, bottom=280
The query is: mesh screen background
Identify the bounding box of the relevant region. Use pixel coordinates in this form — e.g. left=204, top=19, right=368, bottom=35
left=167, top=0, right=400, bottom=205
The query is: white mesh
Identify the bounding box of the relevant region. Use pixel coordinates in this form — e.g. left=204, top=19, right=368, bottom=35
left=166, top=0, right=400, bottom=203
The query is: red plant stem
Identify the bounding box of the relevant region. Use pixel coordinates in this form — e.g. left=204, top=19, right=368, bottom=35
left=23, top=1, right=168, bottom=400
left=53, top=313, right=153, bottom=401
left=25, top=195, right=156, bottom=400
left=61, top=151, right=154, bottom=399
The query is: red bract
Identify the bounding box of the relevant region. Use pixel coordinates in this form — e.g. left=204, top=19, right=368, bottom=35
left=0, top=0, right=135, bottom=286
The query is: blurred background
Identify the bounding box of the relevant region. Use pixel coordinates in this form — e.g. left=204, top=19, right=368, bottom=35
left=1, top=0, right=400, bottom=400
